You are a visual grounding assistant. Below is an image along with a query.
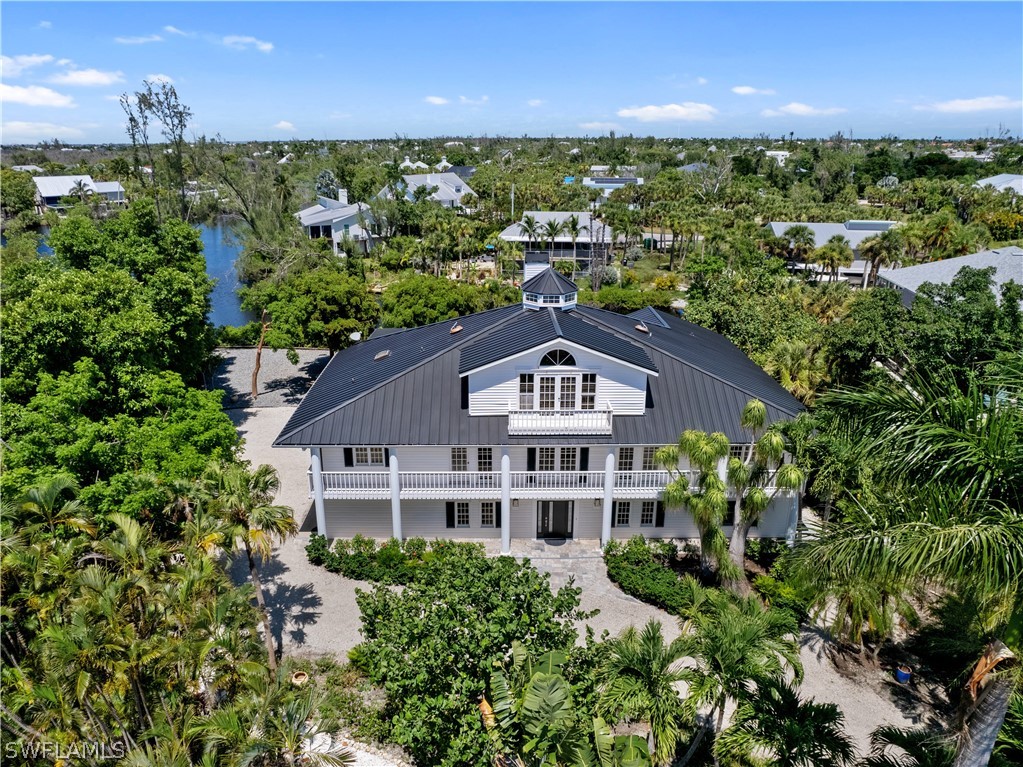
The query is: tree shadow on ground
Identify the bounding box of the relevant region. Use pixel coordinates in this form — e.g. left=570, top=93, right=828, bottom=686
left=233, top=551, right=324, bottom=652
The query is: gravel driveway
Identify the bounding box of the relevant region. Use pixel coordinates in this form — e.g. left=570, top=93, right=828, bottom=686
left=231, top=404, right=931, bottom=757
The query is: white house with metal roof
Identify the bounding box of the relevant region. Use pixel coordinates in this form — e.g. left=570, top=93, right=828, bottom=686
left=378, top=172, right=476, bottom=209
left=877, top=246, right=1023, bottom=307
left=975, top=174, right=1023, bottom=195
left=295, top=189, right=375, bottom=254
left=32, top=175, right=126, bottom=211
left=499, top=211, right=615, bottom=276
left=275, top=269, right=804, bottom=552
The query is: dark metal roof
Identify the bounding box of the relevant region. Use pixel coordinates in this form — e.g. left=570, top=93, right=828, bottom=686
left=457, top=308, right=658, bottom=374
left=520, top=268, right=578, bottom=296
left=275, top=301, right=804, bottom=448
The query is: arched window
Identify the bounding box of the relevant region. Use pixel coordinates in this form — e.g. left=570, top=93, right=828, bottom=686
left=539, top=349, right=576, bottom=367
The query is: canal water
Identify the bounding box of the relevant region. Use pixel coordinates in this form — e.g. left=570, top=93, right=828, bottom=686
left=200, top=219, right=253, bottom=328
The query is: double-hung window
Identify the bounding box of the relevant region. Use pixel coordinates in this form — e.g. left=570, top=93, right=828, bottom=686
left=481, top=502, right=495, bottom=527
left=538, top=447, right=556, bottom=472
left=617, top=448, right=634, bottom=472
left=456, top=502, right=470, bottom=527
left=581, top=374, right=596, bottom=410
left=519, top=374, right=534, bottom=409
left=560, top=448, right=577, bottom=472
left=614, top=501, right=631, bottom=526
left=451, top=447, right=468, bottom=472
left=477, top=448, right=493, bottom=472
left=640, top=501, right=656, bottom=527
left=641, top=447, right=659, bottom=471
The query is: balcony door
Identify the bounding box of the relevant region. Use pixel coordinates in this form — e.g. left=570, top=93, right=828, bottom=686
left=538, top=501, right=574, bottom=538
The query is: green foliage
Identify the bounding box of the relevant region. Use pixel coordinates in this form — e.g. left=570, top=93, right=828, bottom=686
left=306, top=534, right=458, bottom=584
left=593, top=286, right=677, bottom=313
left=241, top=264, right=380, bottom=354
left=605, top=537, right=695, bottom=615
left=353, top=544, right=584, bottom=765
left=752, top=574, right=810, bottom=623
left=380, top=272, right=516, bottom=327
left=0, top=168, right=39, bottom=216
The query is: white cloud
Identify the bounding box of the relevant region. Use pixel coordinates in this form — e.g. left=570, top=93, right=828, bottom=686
left=527, top=99, right=544, bottom=107
left=163, top=25, right=193, bottom=37
left=104, top=94, right=123, bottom=102
left=579, top=121, right=620, bottom=132
left=273, top=120, right=295, bottom=131
left=761, top=102, right=847, bottom=117
left=617, top=102, right=718, bottom=122
left=146, top=73, right=174, bottom=85
left=50, top=68, right=125, bottom=87
left=696, top=77, right=708, bottom=85
left=115, top=34, right=162, bottom=44
left=56, top=58, right=73, bottom=66
left=0, top=83, right=75, bottom=108
left=424, top=96, right=449, bottom=105
left=459, top=95, right=489, bottom=106
left=38, top=21, right=52, bottom=30
left=732, top=85, right=776, bottom=96
left=2, top=121, right=83, bottom=140
left=222, top=35, right=273, bottom=53
left=1, top=53, right=55, bottom=77
left=914, top=95, right=1023, bottom=113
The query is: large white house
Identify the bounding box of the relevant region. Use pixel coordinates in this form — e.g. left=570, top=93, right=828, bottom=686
left=378, top=172, right=476, bottom=209
left=274, top=269, right=804, bottom=552
left=32, top=175, right=126, bottom=211
left=766, top=219, right=898, bottom=286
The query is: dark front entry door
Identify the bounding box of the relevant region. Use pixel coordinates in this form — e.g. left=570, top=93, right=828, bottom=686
left=538, top=501, right=573, bottom=538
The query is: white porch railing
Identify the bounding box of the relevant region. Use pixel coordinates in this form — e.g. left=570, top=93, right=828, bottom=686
left=399, top=471, right=502, bottom=499
left=315, top=471, right=391, bottom=499
left=507, top=408, right=613, bottom=435
left=509, top=470, right=605, bottom=499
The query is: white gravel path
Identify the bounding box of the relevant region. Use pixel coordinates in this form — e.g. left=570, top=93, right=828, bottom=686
left=232, top=405, right=936, bottom=759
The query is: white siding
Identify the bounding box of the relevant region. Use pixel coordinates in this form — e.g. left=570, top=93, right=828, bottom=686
left=323, top=499, right=393, bottom=539
left=468, top=341, right=649, bottom=416
left=510, top=501, right=537, bottom=540
left=573, top=503, right=603, bottom=539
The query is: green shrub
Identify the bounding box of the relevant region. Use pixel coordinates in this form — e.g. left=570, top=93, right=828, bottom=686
left=605, top=536, right=692, bottom=615
left=305, top=533, right=331, bottom=566
left=306, top=533, right=480, bottom=585
left=752, top=573, right=810, bottom=622
left=652, top=274, right=678, bottom=291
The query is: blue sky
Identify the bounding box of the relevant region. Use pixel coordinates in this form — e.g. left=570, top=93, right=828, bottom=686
left=2, top=2, right=1021, bottom=143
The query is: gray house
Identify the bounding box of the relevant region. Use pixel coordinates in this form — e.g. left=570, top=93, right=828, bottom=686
left=274, top=269, right=803, bottom=552
left=378, top=172, right=476, bottom=209
left=877, top=246, right=1023, bottom=307
left=766, top=219, right=898, bottom=286
left=32, top=175, right=126, bottom=211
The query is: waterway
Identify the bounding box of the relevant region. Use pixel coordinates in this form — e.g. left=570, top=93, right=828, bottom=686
left=200, top=218, right=253, bottom=328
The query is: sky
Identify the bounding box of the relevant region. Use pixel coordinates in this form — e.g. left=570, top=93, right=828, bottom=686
left=1, top=1, right=1021, bottom=144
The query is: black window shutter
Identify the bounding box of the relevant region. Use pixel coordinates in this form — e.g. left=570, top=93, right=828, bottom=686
left=579, top=448, right=589, bottom=471
left=383, top=448, right=391, bottom=466
left=495, top=501, right=502, bottom=528
left=655, top=501, right=665, bottom=528
left=343, top=448, right=354, bottom=467
left=460, top=377, right=469, bottom=409
left=445, top=502, right=455, bottom=528
left=610, top=502, right=616, bottom=527
left=527, top=448, right=536, bottom=472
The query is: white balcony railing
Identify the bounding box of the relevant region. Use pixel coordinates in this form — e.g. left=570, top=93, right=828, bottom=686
left=507, top=408, right=613, bottom=435
left=311, top=467, right=782, bottom=501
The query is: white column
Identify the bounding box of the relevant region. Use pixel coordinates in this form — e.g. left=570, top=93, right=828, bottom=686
left=717, top=456, right=728, bottom=483
left=310, top=447, right=327, bottom=537
left=786, top=493, right=799, bottom=547
left=389, top=454, right=402, bottom=540
left=501, top=452, right=511, bottom=555
left=601, top=450, right=615, bottom=549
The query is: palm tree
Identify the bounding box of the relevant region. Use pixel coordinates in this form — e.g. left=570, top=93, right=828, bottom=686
left=764, top=339, right=830, bottom=403
left=783, top=225, right=816, bottom=266
left=716, top=681, right=854, bottom=767
left=658, top=431, right=733, bottom=580
left=858, top=725, right=954, bottom=767
left=200, top=461, right=298, bottom=671
left=541, top=218, right=567, bottom=267
left=597, top=620, right=690, bottom=766
left=676, top=583, right=803, bottom=767
left=564, top=213, right=589, bottom=277
left=69, top=178, right=93, bottom=203
left=860, top=228, right=906, bottom=287
left=518, top=214, right=540, bottom=251
left=723, top=400, right=805, bottom=592
left=789, top=364, right=1023, bottom=767
left=12, top=475, right=95, bottom=538
left=812, top=234, right=854, bottom=283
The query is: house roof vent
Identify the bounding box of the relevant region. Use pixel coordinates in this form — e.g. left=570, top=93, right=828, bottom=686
left=450, top=322, right=463, bottom=334
left=374, top=349, right=391, bottom=361
left=634, top=321, right=650, bottom=334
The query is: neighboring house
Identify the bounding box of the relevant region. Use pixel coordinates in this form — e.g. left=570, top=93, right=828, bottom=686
left=581, top=176, right=644, bottom=201
left=498, top=211, right=615, bottom=276
left=32, top=175, right=126, bottom=211
left=398, top=156, right=429, bottom=171
left=589, top=165, right=638, bottom=176
left=11, top=164, right=44, bottom=173
left=295, top=189, right=375, bottom=254
left=766, top=219, right=898, bottom=286
left=765, top=150, right=790, bottom=167
left=434, top=156, right=453, bottom=171
left=975, top=174, right=1023, bottom=195
left=678, top=162, right=709, bottom=173
left=877, top=246, right=1023, bottom=308
left=274, top=269, right=804, bottom=550
left=378, top=172, right=476, bottom=209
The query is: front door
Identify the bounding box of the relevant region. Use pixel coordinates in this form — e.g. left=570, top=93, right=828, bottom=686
left=538, top=501, right=573, bottom=538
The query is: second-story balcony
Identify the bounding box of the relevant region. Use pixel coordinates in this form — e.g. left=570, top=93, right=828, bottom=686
left=507, top=408, right=613, bottom=435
